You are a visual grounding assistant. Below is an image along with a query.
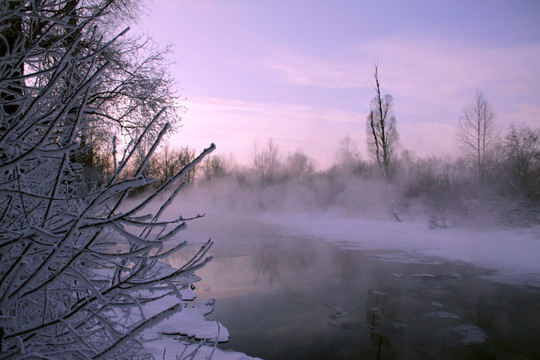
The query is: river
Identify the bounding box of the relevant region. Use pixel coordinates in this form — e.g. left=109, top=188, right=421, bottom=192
left=167, top=213, right=540, bottom=359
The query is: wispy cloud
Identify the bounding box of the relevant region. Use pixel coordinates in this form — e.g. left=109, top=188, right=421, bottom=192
left=261, top=33, right=540, bottom=143
left=169, top=32, right=540, bottom=167
left=264, top=47, right=367, bottom=89
left=263, top=33, right=540, bottom=120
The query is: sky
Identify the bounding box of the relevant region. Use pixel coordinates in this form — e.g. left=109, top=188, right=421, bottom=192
left=139, top=0, right=540, bottom=169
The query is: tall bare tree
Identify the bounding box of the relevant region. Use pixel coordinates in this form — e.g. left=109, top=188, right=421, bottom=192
left=457, top=89, right=497, bottom=183
left=366, top=65, right=399, bottom=183
left=365, top=65, right=401, bottom=221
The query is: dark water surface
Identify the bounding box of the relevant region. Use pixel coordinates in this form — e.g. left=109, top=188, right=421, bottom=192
left=168, top=217, right=540, bottom=359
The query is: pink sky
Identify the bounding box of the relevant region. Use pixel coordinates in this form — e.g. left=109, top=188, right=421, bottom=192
left=139, top=0, right=540, bottom=168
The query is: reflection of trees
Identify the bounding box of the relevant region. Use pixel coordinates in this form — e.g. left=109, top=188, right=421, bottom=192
left=253, top=245, right=281, bottom=284
left=332, top=250, right=361, bottom=280
left=366, top=290, right=397, bottom=359
left=288, top=240, right=317, bottom=272
left=252, top=239, right=318, bottom=284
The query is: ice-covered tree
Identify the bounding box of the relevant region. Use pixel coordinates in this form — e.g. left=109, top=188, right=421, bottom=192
left=0, top=2, right=229, bottom=359
left=0, top=0, right=179, bottom=182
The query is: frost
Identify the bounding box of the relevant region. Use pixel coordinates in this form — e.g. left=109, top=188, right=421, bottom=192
left=0, top=2, right=249, bottom=358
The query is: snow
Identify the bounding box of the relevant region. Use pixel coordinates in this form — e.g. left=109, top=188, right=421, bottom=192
left=254, top=211, right=540, bottom=286
left=139, top=291, right=261, bottom=360
left=451, top=324, right=488, bottom=345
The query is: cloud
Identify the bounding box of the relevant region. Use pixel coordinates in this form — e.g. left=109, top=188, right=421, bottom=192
left=168, top=33, right=539, bottom=169
left=263, top=33, right=540, bottom=118
left=259, top=33, right=540, bottom=156
left=399, top=122, right=458, bottom=158
left=264, top=48, right=367, bottom=89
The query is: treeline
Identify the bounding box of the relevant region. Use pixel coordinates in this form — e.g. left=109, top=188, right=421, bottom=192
left=139, top=121, right=539, bottom=198
left=126, top=122, right=539, bottom=227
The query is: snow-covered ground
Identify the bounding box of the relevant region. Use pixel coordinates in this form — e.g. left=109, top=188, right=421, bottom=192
left=253, top=211, right=540, bottom=286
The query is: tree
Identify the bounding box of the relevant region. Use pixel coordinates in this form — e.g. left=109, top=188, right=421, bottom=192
left=0, top=2, right=227, bottom=359
left=336, top=136, right=361, bottom=167
left=366, top=65, right=400, bottom=221
left=457, top=89, right=497, bottom=183
left=505, top=123, right=540, bottom=197
left=366, top=65, right=399, bottom=183
left=252, top=138, right=282, bottom=185
left=176, top=146, right=200, bottom=184
left=0, top=0, right=179, bottom=181
left=83, top=37, right=178, bottom=175
left=284, top=149, right=315, bottom=180
left=148, top=145, right=181, bottom=187
left=201, top=154, right=229, bottom=181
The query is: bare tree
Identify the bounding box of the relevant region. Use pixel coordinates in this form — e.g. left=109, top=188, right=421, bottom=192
left=457, top=89, right=497, bottom=183
left=147, top=145, right=180, bottom=187
left=201, top=154, right=229, bottom=181
left=366, top=65, right=399, bottom=183
left=252, top=138, right=282, bottom=185
left=284, top=149, right=315, bottom=180
left=336, top=136, right=361, bottom=167
left=176, top=146, right=200, bottom=184
left=505, top=123, right=540, bottom=197
left=366, top=65, right=400, bottom=221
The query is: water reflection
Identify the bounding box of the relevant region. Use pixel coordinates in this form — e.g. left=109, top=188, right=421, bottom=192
left=167, top=222, right=540, bottom=360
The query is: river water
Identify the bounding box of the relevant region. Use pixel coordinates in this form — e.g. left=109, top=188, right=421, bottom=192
left=167, top=215, right=540, bottom=359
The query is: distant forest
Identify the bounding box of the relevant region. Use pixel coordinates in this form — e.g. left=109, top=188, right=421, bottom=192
left=87, top=116, right=539, bottom=228
left=81, top=82, right=539, bottom=228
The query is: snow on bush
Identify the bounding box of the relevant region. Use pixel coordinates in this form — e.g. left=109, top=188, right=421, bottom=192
left=0, top=2, right=244, bottom=359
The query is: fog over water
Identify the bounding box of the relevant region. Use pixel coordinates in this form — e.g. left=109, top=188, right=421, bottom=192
left=129, top=174, right=540, bottom=359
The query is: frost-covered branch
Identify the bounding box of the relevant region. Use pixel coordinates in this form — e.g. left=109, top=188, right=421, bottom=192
left=0, top=2, right=221, bottom=359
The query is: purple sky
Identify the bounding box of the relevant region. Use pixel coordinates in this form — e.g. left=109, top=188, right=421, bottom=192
left=139, top=0, right=540, bottom=168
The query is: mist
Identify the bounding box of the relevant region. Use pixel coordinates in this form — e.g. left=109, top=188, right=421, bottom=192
left=123, top=128, right=540, bottom=359
left=127, top=156, right=540, bottom=359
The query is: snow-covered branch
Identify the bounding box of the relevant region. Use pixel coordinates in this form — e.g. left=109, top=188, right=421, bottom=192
left=0, top=2, right=222, bottom=359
